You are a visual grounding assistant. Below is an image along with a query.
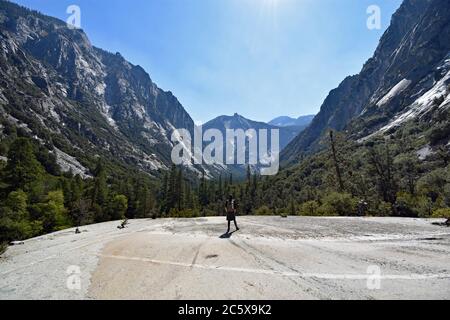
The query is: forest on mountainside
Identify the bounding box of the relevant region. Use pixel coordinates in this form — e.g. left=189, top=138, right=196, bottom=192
left=1, top=105, right=449, bottom=249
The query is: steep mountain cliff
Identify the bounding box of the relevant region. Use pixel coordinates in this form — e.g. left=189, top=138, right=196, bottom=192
left=0, top=0, right=204, bottom=177
left=282, top=0, right=450, bottom=165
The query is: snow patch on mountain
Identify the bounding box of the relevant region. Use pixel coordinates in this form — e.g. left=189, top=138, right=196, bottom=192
left=376, top=79, right=412, bottom=107
left=378, top=70, right=450, bottom=134
left=415, top=74, right=450, bottom=109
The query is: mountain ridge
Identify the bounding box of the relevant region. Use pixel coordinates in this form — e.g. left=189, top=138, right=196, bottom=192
left=281, top=0, right=450, bottom=165
left=268, top=115, right=315, bottom=128
left=0, top=0, right=212, bottom=178
left=203, top=113, right=305, bottom=151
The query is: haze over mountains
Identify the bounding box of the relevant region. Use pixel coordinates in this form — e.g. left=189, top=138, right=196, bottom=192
left=268, top=115, right=315, bottom=128
left=203, top=113, right=309, bottom=151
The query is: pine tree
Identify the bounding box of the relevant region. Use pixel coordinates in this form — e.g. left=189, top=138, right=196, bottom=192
left=289, top=198, right=296, bottom=216
left=199, top=171, right=208, bottom=208
left=125, top=178, right=138, bottom=218
left=72, top=198, right=91, bottom=226
left=251, top=173, right=258, bottom=199
left=329, top=130, right=344, bottom=192
left=176, top=169, right=184, bottom=210
left=110, top=195, right=128, bottom=220
left=91, top=160, right=108, bottom=206
left=167, top=164, right=177, bottom=211
left=91, top=160, right=109, bottom=221
left=217, top=174, right=223, bottom=202
left=136, top=182, right=154, bottom=218
left=3, top=138, right=44, bottom=191
left=159, top=172, right=169, bottom=214
left=368, top=143, right=398, bottom=204
left=184, top=182, right=194, bottom=209
left=224, top=174, right=229, bottom=196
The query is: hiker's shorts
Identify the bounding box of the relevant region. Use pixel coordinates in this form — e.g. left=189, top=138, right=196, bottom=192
left=226, top=212, right=236, bottom=221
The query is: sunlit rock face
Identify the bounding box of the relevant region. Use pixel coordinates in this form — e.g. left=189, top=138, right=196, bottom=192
left=282, top=0, right=450, bottom=165
left=0, top=0, right=214, bottom=177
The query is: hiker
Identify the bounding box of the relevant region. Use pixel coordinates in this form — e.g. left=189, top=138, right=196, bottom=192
left=117, top=219, right=128, bottom=229
left=225, top=195, right=239, bottom=234
left=357, top=200, right=368, bottom=217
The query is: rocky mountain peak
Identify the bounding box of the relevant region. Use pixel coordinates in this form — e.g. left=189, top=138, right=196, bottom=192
left=0, top=0, right=209, bottom=178
left=281, top=0, right=450, bottom=165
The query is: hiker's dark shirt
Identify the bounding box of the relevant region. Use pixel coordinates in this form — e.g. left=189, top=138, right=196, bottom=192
left=225, top=200, right=236, bottom=221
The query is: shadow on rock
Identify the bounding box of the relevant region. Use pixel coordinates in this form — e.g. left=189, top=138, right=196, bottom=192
left=219, top=230, right=238, bottom=239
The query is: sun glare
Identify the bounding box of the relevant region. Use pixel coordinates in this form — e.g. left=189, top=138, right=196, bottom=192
left=258, top=0, right=285, bottom=28
left=264, top=0, right=280, bottom=10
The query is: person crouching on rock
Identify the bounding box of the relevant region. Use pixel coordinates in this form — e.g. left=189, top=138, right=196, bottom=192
left=225, top=195, right=239, bottom=234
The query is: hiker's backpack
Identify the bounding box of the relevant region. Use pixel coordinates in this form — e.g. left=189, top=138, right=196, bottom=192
left=226, top=200, right=235, bottom=213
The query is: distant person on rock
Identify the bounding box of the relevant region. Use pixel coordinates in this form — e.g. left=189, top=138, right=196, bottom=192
left=357, top=200, right=368, bottom=217
left=225, top=195, right=239, bottom=234
left=117, top=219, right=128, bottom=230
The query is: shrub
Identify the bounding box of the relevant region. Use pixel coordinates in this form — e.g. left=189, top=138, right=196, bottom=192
left=377, top=201, right=393, bottom=217
left=0, top=190, right=43, bottom=242
left=201, top=209, right=217, bottom=217
left=31, top=190, right=71, bottom=232
left=299, top=201, right=320, bottom=216
left=432, top=208, right=450, bottom=218
left=5, top=190, right=28, bottom=219
left=444, top=183, right=450, bottom=207
left=169, top=208, right=201, bottom=218
left=0, top=241, right=7, bottom=256
left=0, top=217, right=41, bottom=242
left=417, top=169, right=448, bottom=202
left=395, top=193, right=433, bottom=218
left=317, top=203, right=338, bottom=216
left=429, top=122, right=450, bottom=145
left=318, top=192, right=357, bottom=216
left=254, top=206, right=272, bottom=216
left=47, top=191, right=71, bottom=230
left=110, top=195, right=128, bottom=220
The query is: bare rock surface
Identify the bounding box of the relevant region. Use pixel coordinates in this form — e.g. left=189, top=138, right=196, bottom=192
left=0, top=217, right=449, bottom=300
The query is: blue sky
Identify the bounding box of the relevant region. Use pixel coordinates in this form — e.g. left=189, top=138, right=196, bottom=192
left=14, top=0, right=402, bottom=123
